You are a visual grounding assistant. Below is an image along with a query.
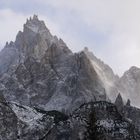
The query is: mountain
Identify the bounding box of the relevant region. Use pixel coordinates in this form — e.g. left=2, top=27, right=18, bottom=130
left=0, top=15, right=107, bottom=112
left=0, top=15, right=140, bottom=139
left=116, top=66, right=140, bottom=108
left=0, top=94, right=18, bottom=140
left=83, top=47, right=119, bottom=101
left=45, top=101, right=140, bottom=140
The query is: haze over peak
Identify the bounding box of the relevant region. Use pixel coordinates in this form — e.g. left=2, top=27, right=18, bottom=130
left=24, top=15, right=49, bottom=33
left=0, top=11, right=140, bottom=76
left=0, top=14, right=140, bottom=139
left=0, top=15, right=140, bottom=110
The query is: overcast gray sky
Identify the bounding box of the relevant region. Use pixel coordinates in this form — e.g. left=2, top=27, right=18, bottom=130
left=0, top=0, right=140, bottom=75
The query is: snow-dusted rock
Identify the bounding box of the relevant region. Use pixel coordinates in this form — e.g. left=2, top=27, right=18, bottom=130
left=0, top=16, right=107, bottom=112
left=0, top=15, right=140, bottom=139
left=46, top=101, right=140, bottom=140
left=83, top=47, right=119, bottom=102
left=116, top=66, right=140, bottom=108
left=0, top=95, right=18, bottom=140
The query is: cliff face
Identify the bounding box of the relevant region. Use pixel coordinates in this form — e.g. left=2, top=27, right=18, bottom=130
left=0, top=15, right=140, bottom=139
left=116, top=66, right=140, bottom=107
left=84, top=48, right=140, bottom=108
left=43, top=101, right=140, bottom=140
left=0, top=95, right=18, bottom=140
left=0, top=15, right=107, bottom=112
left=83, top=48, right=119, bottom=102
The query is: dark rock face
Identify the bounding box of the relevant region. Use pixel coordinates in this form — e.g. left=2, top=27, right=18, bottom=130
left=123, top=105, right=140, bottom=132
left=0, top=100, right=138, bottom=140
left=115, top=66, right=140, bottom=108
left=0, top=15, right=140, bottom=139
left=83, top=47, right=119, bottom=102
left=84, top=49, right=140, bottom=108
left=0, top=95, right=18, bottom=140
left=115, top=93, right=124, bottom=114
left=0, top=16, right=107, bottom=112
left=45, top=101, right=140, bottom=140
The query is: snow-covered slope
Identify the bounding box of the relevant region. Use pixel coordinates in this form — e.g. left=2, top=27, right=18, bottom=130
left=0, top=97, right=18, bottom=140
left=9, top=102, right=43, bottom=125
left=0, top=15, right=140, bottom=110
left=46, top=101, right=140, bottom=140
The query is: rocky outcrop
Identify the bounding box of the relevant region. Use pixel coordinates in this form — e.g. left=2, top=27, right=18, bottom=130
left=0, top=16, right=107, bottom=112
left=116, top=66, right=140, bottom=108
left=115, top=93, right=124, bottom=114
left=0, top=99, right=138, bottom=140
left=84, top=48, right=140, bottom=108
left=0, top=95, right=18, bottom=140
left=0, top=15, right=140, bottom=139
left=46, top=101, right=140, bottom=140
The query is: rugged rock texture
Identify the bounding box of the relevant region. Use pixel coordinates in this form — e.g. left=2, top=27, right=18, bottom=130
left=83, top=47, right=119, bottom=102
left=115, top=93, right=124, bottom=114
left=84, top=48, right=140, bottom=108
left=46, top=101, right=140, bottom=140
left=123, top=104, right=140, bottom=132
left=0, top=15, right=140, bottom=139
left=0, top=100, right=138, bottom=140
left=0, top=95, right=18, bottom=140
left=116, top=66, right=140, bottom=108
left=0, top=15, right=107, bottom=112
left=9, top=102, right=66, bottom=140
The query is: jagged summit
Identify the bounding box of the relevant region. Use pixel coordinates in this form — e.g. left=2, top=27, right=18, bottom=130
left=14, top=15, right=72, bottom=60
left=26, top=15, right=39, bottom=23
left=0, top=15, right=140, bottom=139
left=0, top=15, right=107, bottom=111
left=0, top=15, right=140, bottom=109
left=83, top=46, right=119, bottom=102
left=24, top=15, right=49, bottom=34
left=0, top=15, right=72, bottom=74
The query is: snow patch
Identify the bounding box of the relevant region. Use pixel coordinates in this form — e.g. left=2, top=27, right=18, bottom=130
left=9, top=102, right=43, bottom=126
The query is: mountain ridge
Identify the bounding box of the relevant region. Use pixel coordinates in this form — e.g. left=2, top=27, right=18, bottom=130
left=0, top=15, right=108, bottom=112
left=0, top=15, right=140, bottom=108
left=0, top=15, right=140, bottom=139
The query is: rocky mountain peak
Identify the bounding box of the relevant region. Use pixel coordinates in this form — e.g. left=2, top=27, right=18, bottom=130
left=15, top=15, right=71, bottom=60
left=0, top=15, right=108, bottom=112
left=83, top=47, right=119, bottom=102
left=123, top=66, right=140, bottom=79
left=24, top=14, right=48, bottom=33
left=1, top=15, right=140, bottom=139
